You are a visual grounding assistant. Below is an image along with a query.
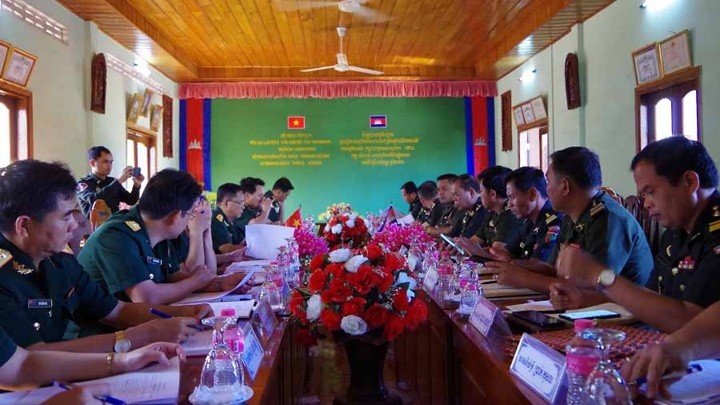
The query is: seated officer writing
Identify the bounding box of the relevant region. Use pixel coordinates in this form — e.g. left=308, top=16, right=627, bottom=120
left=426, top=174, right=461, bottom=237
left=447, top=174, right=486, bottom=238
left=212, top=183, right=246, bottom=254
left=76, top=146, right=143, bottom=218
left=457, top=166, right=525, bottom=258
left=0, top=160, right=208, bottom=353
left=557, top=137, right=720, bottom=333
left=79, top=169, right=246, bottom=305
left=416, top=180, right=445, bottom=228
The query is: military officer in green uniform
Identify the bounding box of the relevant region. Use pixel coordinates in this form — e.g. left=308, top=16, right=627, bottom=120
left=416, top=181, right=445, bottom=227
left=557, top=138, right=720, bottom=333
left=233, top=177, right=273, bottom=240
left=211, top=183, right=246, bottom=254
left=427, top=174, right=462, bottom=238
left=79, top=169, right=246, bottom=306
left=0, top=160, right=208, bottom=352
left=400, top=181, right=423, bottom=220
left=448, top=174, right=486, bottom=238
left=265, top=177, right=294, bottom=224
left=76, top=146, right=144, bottom=217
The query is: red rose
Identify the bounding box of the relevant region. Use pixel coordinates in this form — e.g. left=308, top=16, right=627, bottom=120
left=325, top=263, right=345, bottom=278
left=383, top=253, right=404, bottom=272
left=383, top=315, right=406, bottom=341
left=347, top=265, right=375, bottom=295
left=328, top=278, right=352, bottom=303
left=289, top=290, right=305, bottom=313
left=309, top=254, right=326, bottom=271
left=393, top=289, right=410, bottom=312
left=295, top=329, right=317, bottom=346
left=341, top=297, right=366, bottom=316
left=406, top=299, right=428, bottom=331
left=365, top=244, right=382, bottom=261
left=364, top=304, right=390, bottom=328
left=307, top=269, right=328, bottom=293
left=320, top=309, right=342, bottom=331
left=373, top=271, right=394, bottom=293
left=295, top=309, right=308, bottom=325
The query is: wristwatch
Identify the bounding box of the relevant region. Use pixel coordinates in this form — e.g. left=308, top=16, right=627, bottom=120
left=596, top=268, right=617, bottom=290
left=113, top=330, right=131, bottom=353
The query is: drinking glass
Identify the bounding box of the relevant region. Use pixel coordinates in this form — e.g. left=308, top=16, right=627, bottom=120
left=581, top=328, right=632, bottom=405
left=259, top=280, right=284, bottom=312
left=189, top=316, right=253, bottom=404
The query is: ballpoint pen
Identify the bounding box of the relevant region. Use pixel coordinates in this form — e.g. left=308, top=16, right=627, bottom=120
left=632, top=363, right=703, bottom=386
left=53, top=381, right=127, bottom=405
left=149, top=308, right=203, bottom=331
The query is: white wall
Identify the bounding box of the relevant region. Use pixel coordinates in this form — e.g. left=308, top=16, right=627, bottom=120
left=496, top=0, right=720, bottom=196
left=0, top=0, right=179, bottom=179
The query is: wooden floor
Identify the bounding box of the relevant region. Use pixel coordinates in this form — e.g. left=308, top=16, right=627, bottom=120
left=300, top=338, right=418, bottom=405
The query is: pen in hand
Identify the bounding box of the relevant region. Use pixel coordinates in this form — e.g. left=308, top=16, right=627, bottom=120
left=149, top=308, right=203, bottom=331
left=53, top=381, right=127, bottom=405
left=631, top=363, right=703, bottom=386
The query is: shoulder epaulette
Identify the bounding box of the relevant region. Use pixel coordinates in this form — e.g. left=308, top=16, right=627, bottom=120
left=0, top=249, right=12, bottom=267
left=590, top=202, right=606, bottom=217
left=216, top=213, right=224, bottom=222
left=125, top=220, right=141, bottom=232
left=545, top=214, right=557, bottom=224
left=709, top=219, right=720, bottom=233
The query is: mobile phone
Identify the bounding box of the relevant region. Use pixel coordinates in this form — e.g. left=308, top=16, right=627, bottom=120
left=512, top=310, right=562, bottom=327
left=440, top=233, right=465, bottom=255
left=559, top=309, right=621, bottom=321
left=132, top=167, right=141, bottom=177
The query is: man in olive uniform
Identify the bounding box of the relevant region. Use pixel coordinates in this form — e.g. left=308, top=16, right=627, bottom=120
left=0, top=160, right=208, bottom=352
left=416, top=181, right=445, bottom=227
left=557, top=137, right=720, bottom=333
left=76, top=146, right=144, bottom=217
left=233, top=177, right=273, bottom=240
left=426, top=174, right=460, bottom=237
left=401, top=181, right=423, bottom=219
left=212, top=183, right=245, bottom=254
left=462, top=166, right=525, bottom=257
left=448, top=174, right=486, bottom=238
left=79, top=169, right=245, bottom=306
left=265, top=177, right=294, bottom=224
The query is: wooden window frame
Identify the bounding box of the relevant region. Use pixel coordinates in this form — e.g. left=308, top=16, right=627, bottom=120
left=0, top=81, right=33, bottom=162
left=517, top=124, right=549, bottom=171
left=126, top=124, right=156, bottom=176
left=635, top=66, right=701, bottom=152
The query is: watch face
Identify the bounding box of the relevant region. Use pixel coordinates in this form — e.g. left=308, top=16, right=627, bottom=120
left=115, top=339, right=131, bottom=353
left=600, top=270, right=616, bottom=286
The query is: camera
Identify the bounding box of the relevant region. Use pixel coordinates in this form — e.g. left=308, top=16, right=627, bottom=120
left=132, top=167, right=141, bottom=177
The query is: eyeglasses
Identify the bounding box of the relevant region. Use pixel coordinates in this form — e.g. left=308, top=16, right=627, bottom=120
left=227, top=200, right=245, bottom=207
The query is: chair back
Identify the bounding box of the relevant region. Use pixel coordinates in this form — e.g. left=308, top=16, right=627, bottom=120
left=90, top=199, right=112, bottom=231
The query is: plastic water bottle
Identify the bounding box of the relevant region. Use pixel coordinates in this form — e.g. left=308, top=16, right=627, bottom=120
left=565, top=319, right=602, bottom=405
left=220, top=309, right=244, bottom=354
left=458, top=274, right=479, bottom=317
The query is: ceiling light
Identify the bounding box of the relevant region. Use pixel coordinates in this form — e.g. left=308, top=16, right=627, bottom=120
left=640, top=0, right=676, bottom=11
left=338, top=0, right=361, bottom=13
left=133, top=58, right=152, bottom=78
left=519, top=68, right=537, bottom=83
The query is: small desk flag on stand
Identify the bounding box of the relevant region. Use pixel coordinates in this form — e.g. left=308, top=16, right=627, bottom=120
left=285, top=207, right=303, bottom=228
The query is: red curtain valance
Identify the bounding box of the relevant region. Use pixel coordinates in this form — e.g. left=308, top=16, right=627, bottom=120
left=179, top=81, right=496, bottom=100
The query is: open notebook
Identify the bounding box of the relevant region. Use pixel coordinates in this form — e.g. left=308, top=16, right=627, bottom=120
left=0, top=357, right=180, bottom=405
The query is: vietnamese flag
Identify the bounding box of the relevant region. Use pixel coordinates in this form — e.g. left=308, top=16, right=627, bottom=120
left=284, top=208, right=303, bottom=228
left=287, top=116, right=305, bottom=129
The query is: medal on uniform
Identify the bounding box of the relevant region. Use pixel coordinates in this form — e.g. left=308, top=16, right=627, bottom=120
left=13, top=261, right=33, bottom=275
left=146, top=256, right=162, bottom=265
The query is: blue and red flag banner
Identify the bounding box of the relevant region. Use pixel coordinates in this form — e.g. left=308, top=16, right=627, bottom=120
left=464, top=96, right=495, bottom=175
left=287, top=116, right=305, bottom=129
left=369, top=115, right=387, bottom=128
left=180, top=98, right=212, bottom=190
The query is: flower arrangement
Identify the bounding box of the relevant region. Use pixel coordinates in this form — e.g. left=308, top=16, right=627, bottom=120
left=371, top=223, right=435, bottom=253
left=322, top=210, right=369, bottom=249
left=293, top=220, right=329, bottom=263
left=289, top=244, right=428, bottom=346
left=317, top=202, right=353, bottom=222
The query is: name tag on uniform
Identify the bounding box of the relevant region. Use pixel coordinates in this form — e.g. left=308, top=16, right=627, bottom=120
left=146, top=256, right=162, bottom=265
left=27, top=299, right=53, bottom=309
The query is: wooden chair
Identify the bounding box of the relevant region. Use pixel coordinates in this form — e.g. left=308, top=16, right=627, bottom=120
left=90, top=199, right=112, bottom=231
left=67, top=210, right=91, bottom=256
left=623, top=195, right=664, bottom=257
left=600, top=186, right=623, bottom=205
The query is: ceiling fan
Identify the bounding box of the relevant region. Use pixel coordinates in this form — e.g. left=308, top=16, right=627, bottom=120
left=275, top=0, right=391, bottom=24
left=300, top=27, right=383, bottom=75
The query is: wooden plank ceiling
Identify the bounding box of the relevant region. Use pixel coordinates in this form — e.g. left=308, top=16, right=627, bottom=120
left=57, top=0, right=615, bottom=82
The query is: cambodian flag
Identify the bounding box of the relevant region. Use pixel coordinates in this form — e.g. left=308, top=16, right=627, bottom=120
left=369, top=115, right=387, bottom=128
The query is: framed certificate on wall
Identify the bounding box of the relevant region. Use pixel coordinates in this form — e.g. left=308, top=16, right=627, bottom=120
left=659, top=30, right=691, bottom=75
left=1, top=47, right=37, bottom=87
left=632, top=43, right=662, bottom=85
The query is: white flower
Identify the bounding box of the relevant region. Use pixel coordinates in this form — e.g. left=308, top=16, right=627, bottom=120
left=344, top=255, right=368, bottom=273
left=345, top=219, right=356, bottom=228
left=331, top=224, right=343, bottom=234
left=340, top=315, right=368, bottom=336
left=306, top=294, right=322, bottom=321
left=395, top=272, right=417, bottom=291
left=328, top=248, right=352, bottom=263
left=348, top=213, right=358, bottom=221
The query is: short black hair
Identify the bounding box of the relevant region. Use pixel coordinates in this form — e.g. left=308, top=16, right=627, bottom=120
left=436, top=173, right=457, bottom=183
left=216, top=183, right=242, bottom=204
left=87, top=146, right=111, bottom=161
left=401, top=181, right=417, bottom=194
left=550, top=146, right=602, bottom=190
left=631, top=136, right=718, bottom=189
left=477, top=165, right=512, bottom=198
left=239, top=177, right=265, bottom=194
left=138, top=169, right=202, bottom=219
left=454, top=174, right=480, bottom=193
left=272, top=177, right=294, bottom=192
left=505, top=167, right=548, bottom=198
left=417, top=181, right=438, bottom=200
left=0, top=160, right=77, bottom=232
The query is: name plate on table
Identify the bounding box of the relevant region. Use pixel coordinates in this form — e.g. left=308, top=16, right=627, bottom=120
left=241, top=324, right=263, bottom=381
left=510, top=333, right=566, bottom=404
left=468, top=297, right=499, bottom=336
left=423, top=267, right=438, bottom=290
